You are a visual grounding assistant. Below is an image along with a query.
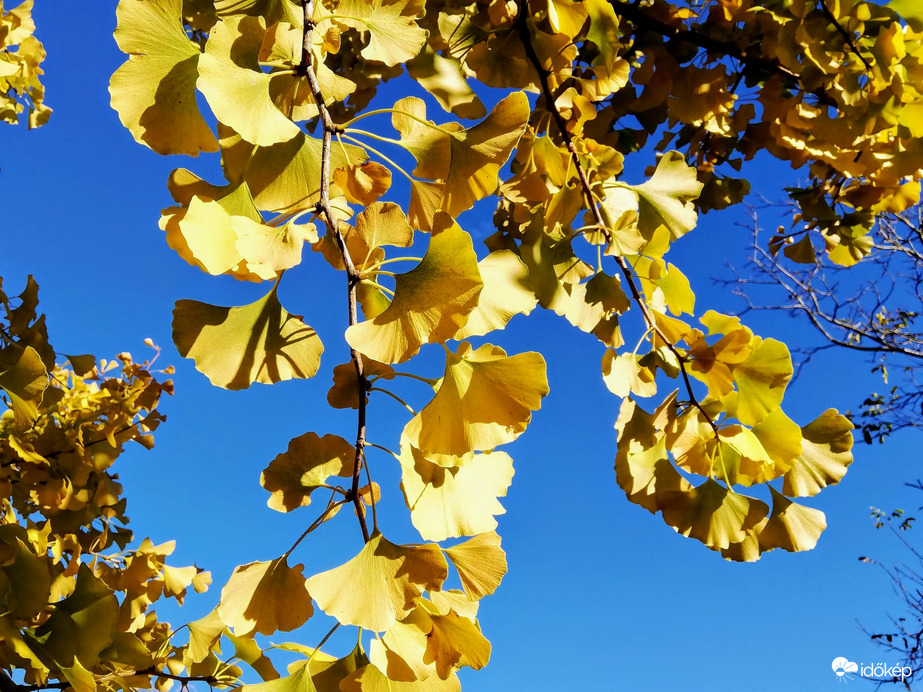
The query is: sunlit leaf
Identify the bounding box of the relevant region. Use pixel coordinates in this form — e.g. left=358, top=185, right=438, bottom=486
left=443, top=532, right=507, bottom=601
left=218, top=557, right=313, bottom=636
left=173, top=287, right=323, bottom=390
left=110, top=0, right=217, bottom=155
left=399, top=444, right=513, bottom=542
left=782, top=409, right=854, bottom=497
left=305, top=534, right=447, bottom=632
left=403, top=342, right=548, bottom=457
left=261, top=432, right=355, bottom=512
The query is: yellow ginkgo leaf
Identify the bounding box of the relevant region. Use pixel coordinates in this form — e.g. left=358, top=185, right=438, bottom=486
left=173, top=287, right=323, bottom=390
left=260, top=432, right=355, bottom=512
left=758, top=487, right=827, bottom=552
left=402, top=342, right=548, bottom=456
left=731, top=336, right=793, bottom=426
left=185, top=609, right=225, bottom=665
left=612, top=151, right=704, bottom=238
left=659, top=479, right=768, bottom=550
left=197, top=16, right=300, bottom=147
left=615, top=398, right=691, bottom=513
left=308, top=642, right=370, bottom=692
left=233, top=216, right=316, bottom=277
left=602, top=350, right=657, bottom=398
left=218, top=557, right=313, bottom=636
left=393, top=94, right=529, bottom=215
left=369, top=607, right=433, bottom=682
left=340, top=664, right=460, bottom=692
left=239, top=658, right=317, bottom=692
left=333, top=161, right=392, bottom=206
left=327, top=359, right=395, bottom=410
left=328, top=0, right=427, bottom=66
left=167, top=195, right=243, bottom=277
left=220, top=126, right=367, bottom=213
left=751, top=407, right=802, bottom=468
left=110, top=0, right=217, bottom=156
left=443, top=532, right=507, bottom=601
left=399, top=444, right=514, bottom=542
left=428, top=590, right=479, bottom=621
left=406, top=46, right=486, bottom=119
left=0, top=345, right=47, bottom=430
left=782, top=409, right=854, bottom=497
left=345, top=217, right=482, bottom=364
left=454, top=250, right=537, bottom=338
left=424, top=610, right=491, bottom=679
left=305, top=534, right=447, bottom=632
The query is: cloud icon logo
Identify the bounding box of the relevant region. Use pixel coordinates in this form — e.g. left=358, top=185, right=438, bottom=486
left=832, top=657, right=859, bottom=680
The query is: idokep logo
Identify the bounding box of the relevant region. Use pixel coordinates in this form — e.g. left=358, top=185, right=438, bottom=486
left=831, top=657, right=913, bottom=683
left=832, top=658, right=858, bottom=681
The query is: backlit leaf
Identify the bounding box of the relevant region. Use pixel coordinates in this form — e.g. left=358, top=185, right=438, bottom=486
left=443, top=532, right=507, bottom=601
left=218, top=557, right=313, bottom=636
left=305, top=534, right=447, bottom=632
left=173, top=287, right=323, bottom=390
left=261, top=432, right=355, bottom=512
left=782, top=409, right=854, bottom=497
left=110, top=0, right=217, bottom=155
left=403, top=342, right=548, bottom=457
left=399, top=444, right=514, bottom=542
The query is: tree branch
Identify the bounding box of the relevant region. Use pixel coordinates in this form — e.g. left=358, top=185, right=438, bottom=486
left=301, top=0, right=370, bottom=543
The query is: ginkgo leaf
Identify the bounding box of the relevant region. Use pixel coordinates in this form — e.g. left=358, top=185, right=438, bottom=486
left=218, top=557, right=313, bottom=636
left=615, top=398, right=691, bottom=513
left=399, top=443, right=514, bottom=542
left=731, top=337, right=793, bottom=426
left=185, top=610, right=225, bottom=665
left=328, top=0, right=427, bottom=66
left=345, top=217, right=482, bottom=364
left=443, top=532, right=507, bottom=601
left=110, top=0, right=217, bottom=156
left=402, top=342, right=548, bottom=456
left=227, top=632, right=280, bottom=681
left=308, top=643, right=370, bottom=692
left=369, top=606, right=434, bottom=682
left=198, top=16, right=301, bottom=146
left=407, top=46, right=486, bottom=119
left=454, top=250, right=537, bottom=338
left=261, top=432, right=355, bottom=512
left=658, top=479, right=768, bottom=550
left=613, top=151, right=704, bottom=238
left=0, top=527, right=51, bottom=619
left=341, top=664, right=461, bottom=692
left=602, top=350, right=656, bottom=398
left=0, top=345, right=47, bottom=430
left=240, top=659, right=317, bottom=692
left=424, top=610, right=490, bottom=679
left=782, top=409, right=854, bottom=497
left=305, top=534, right=447, bottom=632
left=327, top=359, right=395, bottom=409
left=428, top=590, right=479, bottom=621
left=220, top=126, right=367, bottom=213
left=173, top=287, right=323, bottom=390
left=393, top=94, right=529, bottom=216
left=333, top=161, right=392, bottom=206
left=233, top=216, right=316, bottom=277
left=758, top=487, right=827, bottom=552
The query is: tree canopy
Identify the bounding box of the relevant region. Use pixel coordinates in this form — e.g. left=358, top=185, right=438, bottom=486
left=3, top=0, right=922, bottom=689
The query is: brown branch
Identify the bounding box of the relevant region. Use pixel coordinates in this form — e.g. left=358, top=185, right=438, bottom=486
left=301, top=0, right=370, bottom=544
left=817, top=0, right=873, bottom=71
left=518, top=2, right=721, bottom=439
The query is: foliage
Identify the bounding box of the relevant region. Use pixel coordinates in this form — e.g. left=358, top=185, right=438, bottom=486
left=0, top=1, right=49, bottom=127
left=729, top=205, right=923, bottom=444
left=17, top=0, right=923, bottom=688
left=0, top=278, right=197, bottom=692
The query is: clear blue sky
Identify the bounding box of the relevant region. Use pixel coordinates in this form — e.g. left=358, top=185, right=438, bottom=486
left=2, top=4, right=921, bottom=691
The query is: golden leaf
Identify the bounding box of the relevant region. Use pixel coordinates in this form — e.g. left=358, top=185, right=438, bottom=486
left=110, top=0, right=217, bottom=155
left=218, top=558, right=313, bottom=636
left=402, top=342, right=548, bottom=457
left=782, top=409, right=854, bottom=497
left=399, top=444, right=514, bottom=542
left=305, top=534, right=447, bottom=632
left=173, top=287, right=323, bottom=390
left=443, top=531, right=507, bottom=601
left=260, top=432, right=355, bottom=512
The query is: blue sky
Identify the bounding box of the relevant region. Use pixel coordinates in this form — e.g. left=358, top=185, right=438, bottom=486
left=3, top=4, right=922, bottom=691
